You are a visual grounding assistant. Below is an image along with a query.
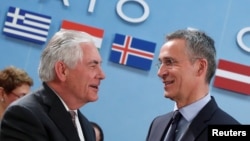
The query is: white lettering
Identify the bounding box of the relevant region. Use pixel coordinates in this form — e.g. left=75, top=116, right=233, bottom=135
left=212, top=129, right=219, bottom=136
left=116, top=0, right=150, bottom=23
left=62, top=0, right=70, bottom=6
left=88, top=0, right=96, bottom=13
left=212, top=129, right=247, bottom=136
left=237, top=27, right=250, bottom=52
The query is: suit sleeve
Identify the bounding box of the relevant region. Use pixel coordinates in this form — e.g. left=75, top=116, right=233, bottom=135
left=146, top=120, right=154, bottom=141
left=0, top=105, right=48, bottom=141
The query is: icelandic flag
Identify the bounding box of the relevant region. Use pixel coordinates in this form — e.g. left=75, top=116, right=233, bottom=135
left=3, top=6, right=52, bottom=44
left=61, top=20, right=104, bottom=49
left=110, top=33, right=156, bottom=71
left=213, top=59, right=250, bottom=95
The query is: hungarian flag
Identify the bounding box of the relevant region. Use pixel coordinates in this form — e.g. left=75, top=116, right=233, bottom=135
left=3, top=6, right=52, bottom=44
left=109, top=33, right=156, bottom=71
left=213, top=59, right=250, bottom=95
left=61, top=20, right=104, bottom=49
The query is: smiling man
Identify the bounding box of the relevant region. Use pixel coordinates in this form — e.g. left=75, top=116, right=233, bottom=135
left=146, top=29, right=240, bottom=141
left=0, top=29, right=105, bottom=141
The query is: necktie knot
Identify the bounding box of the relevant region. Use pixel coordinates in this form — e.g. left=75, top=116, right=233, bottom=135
left=171, top=110, right=182, bottom=124
left=69, top=110, right=76, bottom=117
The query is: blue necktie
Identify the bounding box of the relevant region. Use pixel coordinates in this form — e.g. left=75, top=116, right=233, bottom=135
left=164, top=110, right=182, bottom=141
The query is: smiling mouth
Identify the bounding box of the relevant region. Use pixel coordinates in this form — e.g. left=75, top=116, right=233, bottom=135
left=90, top=85, right=98, bottom=90
left=163, top=80, right=174, bottom=86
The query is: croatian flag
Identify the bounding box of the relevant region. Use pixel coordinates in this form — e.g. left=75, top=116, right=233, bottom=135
left=213, top=59, right=250, bottom=95
left=3, top=6, right=52, bottom=44
left=61, top=20, right=104, bottom=49
left=110, top=33, right=156, bottom=71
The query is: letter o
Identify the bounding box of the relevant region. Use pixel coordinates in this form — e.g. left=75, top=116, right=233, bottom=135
left=116, top=0, right=150, bottom=23
left=237, top=27, right=250, bottom=52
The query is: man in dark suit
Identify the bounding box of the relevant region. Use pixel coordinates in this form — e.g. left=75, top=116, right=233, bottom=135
left=146, top=29, right=240, bottom=141
left=0, top=29, right=106, bottom=141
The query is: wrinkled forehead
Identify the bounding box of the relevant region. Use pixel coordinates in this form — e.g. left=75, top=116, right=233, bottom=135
left=80, top=42, right=102, bottom=61
left=159, top=39, right=187, bottom=59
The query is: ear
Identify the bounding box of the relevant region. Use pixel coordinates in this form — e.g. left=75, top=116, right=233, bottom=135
left=54, top=61, right=68, bottom=82
left=0, top=87, right=5, bottom=101
left=196, top=58, right=208, bottom=77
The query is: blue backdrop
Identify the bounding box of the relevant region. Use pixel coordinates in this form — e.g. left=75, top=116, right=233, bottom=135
left=0, top=0, right=249, bottom=141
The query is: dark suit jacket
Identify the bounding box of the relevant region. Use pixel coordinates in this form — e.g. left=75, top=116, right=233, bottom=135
left=0, top=83, right=96, bottom=141
left=146, top=96, right=240, bottom=141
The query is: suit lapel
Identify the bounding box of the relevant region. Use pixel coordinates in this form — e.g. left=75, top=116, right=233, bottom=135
left=42, top=83, right=80, bottom=141
left=179, top=97, right=218, bottom=141
left=49, top=105, right=80, bottom=141
left=146, top=112, right=173, bottom=141
left=159, top=113, right=174, bottom=141
left=78, top=111, right=95, bottom=141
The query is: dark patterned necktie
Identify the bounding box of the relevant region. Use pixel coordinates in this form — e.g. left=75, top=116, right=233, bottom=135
left=69, top=110, right=77, bottom=128
left=164, top=110, right=182, bottom=141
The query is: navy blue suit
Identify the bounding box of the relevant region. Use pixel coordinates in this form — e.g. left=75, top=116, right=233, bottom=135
left=146, top=97, right=240, bottom=141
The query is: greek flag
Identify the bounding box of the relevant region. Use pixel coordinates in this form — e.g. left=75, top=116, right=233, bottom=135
left=3, top=6, right=52, bottom=44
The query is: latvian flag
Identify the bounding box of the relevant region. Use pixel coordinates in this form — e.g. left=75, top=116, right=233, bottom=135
left=213, top=59, right=250, bottom=95
left=61, top=20, right=104, bottom=49
left=109, top=33, right=156, bottom=71
left=3, top=6, right=52, bottom=44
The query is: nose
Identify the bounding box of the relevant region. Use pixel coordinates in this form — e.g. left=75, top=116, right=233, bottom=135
left=98, top=68, right=106, bottom=80
left=157, top=65, right=168, bottom=78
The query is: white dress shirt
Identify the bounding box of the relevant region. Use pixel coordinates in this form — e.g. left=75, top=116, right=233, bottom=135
left=54, top=93, right=85, bottom=141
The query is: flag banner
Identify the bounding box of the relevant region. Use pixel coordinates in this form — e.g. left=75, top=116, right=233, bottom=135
left=213, top=59, right=250, bottom=95
left=61, top=20, right=104, bottom=49
left=3, top=6, right=52, bottom=44
left=109, top=33, right=156, bottom=71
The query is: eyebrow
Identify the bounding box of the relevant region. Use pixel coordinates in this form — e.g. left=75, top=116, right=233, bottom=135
left=88, top=60, right=102, bottom=65
left=159, top=57, right=174, bottom=61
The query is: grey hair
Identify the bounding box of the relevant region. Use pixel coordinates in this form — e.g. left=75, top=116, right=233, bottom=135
left=38, top=29, right=94, bottom=82
left=166, top=29, right=216, bottom=84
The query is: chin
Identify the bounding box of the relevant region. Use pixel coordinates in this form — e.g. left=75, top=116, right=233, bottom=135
left=90, top=96, right=98, bottom=102
left=164, top=92, right=172, bottom=99
left=164, top=95, right=170, bottom=99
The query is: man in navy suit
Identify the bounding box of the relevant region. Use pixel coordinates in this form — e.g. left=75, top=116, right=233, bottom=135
left=146, top=29, right=240, bottom=141
left=0, top=29, right=106, bottom=141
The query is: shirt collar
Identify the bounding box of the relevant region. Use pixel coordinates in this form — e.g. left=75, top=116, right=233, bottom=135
left=174, top=93, right=211, bottom=122
left=48, top=85, right=78, bottom=114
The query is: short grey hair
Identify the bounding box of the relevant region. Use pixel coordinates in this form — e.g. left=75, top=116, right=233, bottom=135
left=166, top=29, right=216, bottom=84
left=38, top=29, right=94, bottom=82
